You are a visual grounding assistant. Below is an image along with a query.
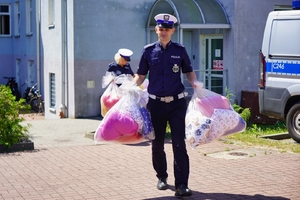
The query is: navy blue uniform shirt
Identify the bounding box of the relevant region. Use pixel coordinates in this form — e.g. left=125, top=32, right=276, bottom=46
left=137, top=41, right=193, bottom=96
left=107, top=63, right=134, bottom=76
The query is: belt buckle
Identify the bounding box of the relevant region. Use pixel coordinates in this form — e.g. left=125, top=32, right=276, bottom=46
left=162, top=96, right=173, bottom=103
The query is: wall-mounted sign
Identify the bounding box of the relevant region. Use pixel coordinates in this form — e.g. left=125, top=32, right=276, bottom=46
left=213, top=60, right=223, bottom=70
left=215, top=49, right=221, bottom=57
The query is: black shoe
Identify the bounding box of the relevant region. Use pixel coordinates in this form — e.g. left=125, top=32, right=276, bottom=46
left=175, top=184, right=192, bottom=197
left=157, top=178, right=168, bottom=190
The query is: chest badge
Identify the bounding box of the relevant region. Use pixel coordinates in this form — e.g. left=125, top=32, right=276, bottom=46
left=172, top=64, right=179, bottom=73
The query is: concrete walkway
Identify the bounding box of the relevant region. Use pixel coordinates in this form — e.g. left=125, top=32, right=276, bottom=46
left=0, top=116, right=299, bottom=200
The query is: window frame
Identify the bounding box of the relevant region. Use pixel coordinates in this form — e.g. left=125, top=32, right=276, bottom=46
left=0, top=4, right=11, bottom=36
left=48, top=0, right=55, bottom=28
left=50, top=73, right=56, bottom=110
left=26, top=0, right=33, bottom=36
left=14, top=1, right=20, bottom=37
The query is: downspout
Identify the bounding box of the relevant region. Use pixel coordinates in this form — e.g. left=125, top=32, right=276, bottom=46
left=36, top=0, right=40, bottom=95
left=60, top=0, right=67, bottom=118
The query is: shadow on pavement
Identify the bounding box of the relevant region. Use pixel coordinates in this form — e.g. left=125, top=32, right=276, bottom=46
left=125, top=141, right=152, bottom=146
left=125, top=139, right=172, bottom=147
left=144, top=191, right=290, bottom=199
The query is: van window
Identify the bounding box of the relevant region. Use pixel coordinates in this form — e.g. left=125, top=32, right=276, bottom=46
left=270, top=20, right=300, bottom=55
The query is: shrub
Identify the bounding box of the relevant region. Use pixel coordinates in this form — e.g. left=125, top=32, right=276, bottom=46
left=0, top=85, right=31, bottom=149
left=225, top=87, right=251, bottom=123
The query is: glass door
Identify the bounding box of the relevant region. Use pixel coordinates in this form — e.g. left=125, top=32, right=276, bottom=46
left=200, top=35, right=225, bottom=95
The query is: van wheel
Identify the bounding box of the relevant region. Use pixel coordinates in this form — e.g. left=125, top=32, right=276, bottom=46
left=286, top=103, right=300, bottom=143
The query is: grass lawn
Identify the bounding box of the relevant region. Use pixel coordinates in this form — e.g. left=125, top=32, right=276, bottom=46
left=221, top=121, right=300, bottom=154
left=167, top=121, right=300, bottom=154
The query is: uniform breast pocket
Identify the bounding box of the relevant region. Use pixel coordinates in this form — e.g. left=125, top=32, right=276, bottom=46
left=149, top=58, right=161, bottom=66
left=149, top=58, right=162, bottom=74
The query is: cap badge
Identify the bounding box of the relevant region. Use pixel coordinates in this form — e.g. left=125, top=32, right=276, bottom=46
left=172, top=64, right=179, bottom=73
left=163, top=15, right=170, bottom=22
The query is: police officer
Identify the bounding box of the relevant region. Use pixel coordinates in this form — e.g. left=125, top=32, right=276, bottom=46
left=133, top=13, right=197, bottom=197
left=107, top=48, right=134, bottom=76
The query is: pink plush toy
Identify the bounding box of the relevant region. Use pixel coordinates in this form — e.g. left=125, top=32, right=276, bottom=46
left=95, top=111, right=138, bottom=141
left=101, top=94, right=120, bottom=116
left=100, top=79, right=121, bottom=117
left=196, top=95, right=230, bottom=117
left=114, top=131, right=144, bottom=144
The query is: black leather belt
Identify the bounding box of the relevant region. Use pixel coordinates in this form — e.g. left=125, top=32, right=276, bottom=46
left=149, top=92, right=188, bottom=103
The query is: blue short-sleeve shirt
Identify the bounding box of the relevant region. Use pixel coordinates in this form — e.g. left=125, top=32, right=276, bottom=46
left=107, top=63, right=134, bottom=76
left=137, top=41, right=193, bottom=96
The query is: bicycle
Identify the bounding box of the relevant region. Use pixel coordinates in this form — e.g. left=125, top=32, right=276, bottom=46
left=3, top=76, right=21, bottom=101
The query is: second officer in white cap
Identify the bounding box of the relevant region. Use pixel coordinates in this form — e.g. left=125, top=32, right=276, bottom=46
left=107, top=48, right=134, bottom=77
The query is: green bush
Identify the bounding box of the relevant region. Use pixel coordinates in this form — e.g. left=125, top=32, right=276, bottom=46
left=0, top=85, right=31, bottom=149
left=232, top=104, right=251, bottom=122
left=225, top=87, right=251, bottom=123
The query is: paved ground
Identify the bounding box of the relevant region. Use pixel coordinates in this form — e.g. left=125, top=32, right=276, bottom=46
left=0, top=114, right=299, bottom=200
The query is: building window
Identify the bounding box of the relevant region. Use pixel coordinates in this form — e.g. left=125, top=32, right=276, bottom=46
left=0, top=5, right=10, bottom=35
left=27, top=60, right=34, bottom=85
left=26, top=0, right=33, bottom=36
left=14, top=2, right=20, bottom=37
left=48, top=0, right=55, bottom=28
left=274, top=4, right=292, bottom=11
left=50, top=73, right=56, bottom=108
left=15, top=59, right=21, bottom=88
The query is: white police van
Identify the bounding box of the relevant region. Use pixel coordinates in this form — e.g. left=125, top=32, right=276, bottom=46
left=258, top=0, right=300, bottom=143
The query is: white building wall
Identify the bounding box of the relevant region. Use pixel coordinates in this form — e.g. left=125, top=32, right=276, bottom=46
left=40, top=0, right=63, bottom=119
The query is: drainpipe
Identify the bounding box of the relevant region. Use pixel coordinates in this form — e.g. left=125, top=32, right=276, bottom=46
left=60, top=0, right=67, bottom=118
left=36, top=0, right=40, bottom=96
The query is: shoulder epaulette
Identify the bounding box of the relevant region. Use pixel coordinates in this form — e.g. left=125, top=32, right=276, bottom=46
left=173, top=42, right=185, bottom=48
left=108, top=62, right=116, bottom=67
left=144, top=42, right=156, bottom=49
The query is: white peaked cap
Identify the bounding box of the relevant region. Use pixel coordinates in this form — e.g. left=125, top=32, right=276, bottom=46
left=118, top=48, right=133, bottom=61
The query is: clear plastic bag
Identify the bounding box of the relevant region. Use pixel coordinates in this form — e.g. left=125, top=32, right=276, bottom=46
left=139, top=106, right=155, bottom=140
left=100, top=81, right=120, bottom=117
left=185, top=81, right=246, bottom=148
left=95, top=84, right=155, bottom=144
left=100, top=72, right=134, bottom=117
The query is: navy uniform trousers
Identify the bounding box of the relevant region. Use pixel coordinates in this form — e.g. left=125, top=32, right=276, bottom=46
left=147, top=97, right=189, bottom=188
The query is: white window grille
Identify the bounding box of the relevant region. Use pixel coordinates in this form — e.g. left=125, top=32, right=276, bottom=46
left=50, top=73, right=56, bottom=108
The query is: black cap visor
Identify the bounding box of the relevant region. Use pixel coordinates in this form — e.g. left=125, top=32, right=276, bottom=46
left=157, top=22, right=174, bottom=29
left=121, top=55, right=131, bottom=61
